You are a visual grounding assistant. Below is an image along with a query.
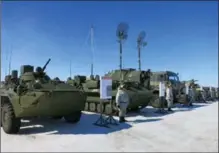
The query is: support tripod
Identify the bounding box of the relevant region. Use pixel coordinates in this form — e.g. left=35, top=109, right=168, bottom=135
left=105, top=99, right=118, bottom=125
left=93, top=99, right=118, bottom=128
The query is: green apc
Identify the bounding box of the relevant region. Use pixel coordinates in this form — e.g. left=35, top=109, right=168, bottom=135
left=66, top=68, right=155, bottom=115
left=0, top=59, right=87, bottom=134
left=149, top=71, right=189, bottom=108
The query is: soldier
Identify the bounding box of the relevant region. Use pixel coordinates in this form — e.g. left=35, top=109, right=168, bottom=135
left=116, top=83, right=130, bottom=123
left=165, top=82, right=173, bottom=112
left=200, top=86, right=207, bottom=103
left=188, top=84, right=195, bottom=106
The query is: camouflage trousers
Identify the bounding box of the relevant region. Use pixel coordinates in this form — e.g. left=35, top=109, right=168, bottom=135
left=189, top=96, right=195, bottom=104
left=118, top=107, right=127, bottom=117
left=166, top=99, right=173, bottom=108
left=118, top=103, right=128, bottom=117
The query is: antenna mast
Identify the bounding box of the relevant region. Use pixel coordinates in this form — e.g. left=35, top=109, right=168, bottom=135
left=90, top=25, right=94, bottom=76
left=137, top=31, right=147, bottom=71
left=137, top=44, right=141, bottom=70
left=116, top=22, right=129, bottom=81
left=0, top=1, right=2, bottom=82
left=8, top=45, right=13, bottom=75
left=69, top=60, right=72, bottom=78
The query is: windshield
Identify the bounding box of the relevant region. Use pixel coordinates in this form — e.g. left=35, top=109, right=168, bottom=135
left=168, top=74, right=179, bottom=82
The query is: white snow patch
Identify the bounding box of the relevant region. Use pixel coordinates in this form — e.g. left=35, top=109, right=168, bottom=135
left=1, top=101, right=218, bottom=152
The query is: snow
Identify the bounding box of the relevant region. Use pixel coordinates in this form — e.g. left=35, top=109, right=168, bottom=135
left=1, top=101, right=218, bottom=152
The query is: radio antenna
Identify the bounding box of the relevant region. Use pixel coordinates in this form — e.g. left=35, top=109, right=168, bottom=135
left=69, top=60, right=72, bottom=78
left=8, top=45, right=13, bottom=75
left=116, top=22, right=129, bottom=70
left=116, top=22, right=129, bottom=81
left=90, top=25, right=94, bottom=76
left=0, top=1, right=1, bottom=81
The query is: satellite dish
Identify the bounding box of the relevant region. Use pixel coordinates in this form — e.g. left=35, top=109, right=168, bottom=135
left=136, top=31, right=147, bottom=70
left=116, top=22, right=129, bottom=40
left=137, top=31, right=146, bottom=45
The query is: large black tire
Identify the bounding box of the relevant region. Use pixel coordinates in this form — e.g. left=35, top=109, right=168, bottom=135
left=1, top=103, right=21, bottom=134
left=64, top=111, right=82, bottom=124
left=150, top=97, right=168, bottom=108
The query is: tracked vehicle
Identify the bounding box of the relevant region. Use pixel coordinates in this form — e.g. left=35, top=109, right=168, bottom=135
left=0, top=59, right=87, bottom=134
left=67, top=68, right=155, bottom=115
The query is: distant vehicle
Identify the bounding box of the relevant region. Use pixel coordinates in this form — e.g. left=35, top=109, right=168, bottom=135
left=149, top=71, right=188, bottom=108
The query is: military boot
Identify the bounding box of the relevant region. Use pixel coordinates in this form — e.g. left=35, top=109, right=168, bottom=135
left=122, top=117, right=128, bottom=122
left=168, top=108, right=173, bottom=112
left=119, top=117, right=124, bottom=123
left=119, top=117, right=127, bottom=123
left=189, top=103, right=193, bottom=106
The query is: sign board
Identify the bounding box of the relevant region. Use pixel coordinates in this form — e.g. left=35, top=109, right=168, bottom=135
left=159, top=82, right=165, bottom=97
left=185, top=84, right=189, bottom=95
left=100, top=76, right=112, bottom=100
left=200, top=86, right=203, bottom=91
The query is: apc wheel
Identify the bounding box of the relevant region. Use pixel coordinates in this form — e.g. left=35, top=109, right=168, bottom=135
left=2, top=103, right=21, bottom=134
left=97, top=104, right=104, bottom=113
left=150, top=97, right=160, bottom=108
left=84, top=103, right=89, bottom=111
left=64, top=111, right=82, bottom=124
left=89, top=103, right=96, bottom=112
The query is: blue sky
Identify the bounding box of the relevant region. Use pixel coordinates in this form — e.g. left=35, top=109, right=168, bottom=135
left=1, top=1, right=218, bottom=86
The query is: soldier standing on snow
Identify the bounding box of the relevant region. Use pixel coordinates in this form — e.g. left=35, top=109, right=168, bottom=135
left=188, top=84, right=195, bottom=106
left=116, top=83, right=130, bottom=123
left=200, top=86, right=207, bottom=103
left=165, top=82, right=173, bottom=112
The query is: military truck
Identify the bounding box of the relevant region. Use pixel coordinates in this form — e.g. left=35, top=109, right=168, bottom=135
left=0, top=59, right=87, bottom=134
left=67, top=68, right=155, bottom=115
left=149, top=71, right=188, bottom=108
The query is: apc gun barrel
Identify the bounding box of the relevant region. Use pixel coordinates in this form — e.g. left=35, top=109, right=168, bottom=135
left=42, top=58, right=51, bottom=71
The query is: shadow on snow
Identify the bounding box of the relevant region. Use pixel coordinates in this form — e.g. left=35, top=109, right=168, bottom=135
left=16, top=101, right=215, bottom=135
left=127, top=101, right=211, bottom=118
left=18, top=112, right=161, bottom=135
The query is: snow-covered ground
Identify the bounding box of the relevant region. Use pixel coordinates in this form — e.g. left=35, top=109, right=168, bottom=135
left=1, top=101, right=218, bottom=152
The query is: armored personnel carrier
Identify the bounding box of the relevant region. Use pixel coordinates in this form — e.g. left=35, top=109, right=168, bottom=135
left=67, top=68, right=155, bottom=115
left=0, top=59, right=87, bottom=134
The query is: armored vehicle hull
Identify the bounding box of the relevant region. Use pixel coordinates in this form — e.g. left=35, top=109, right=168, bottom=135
left=67, top=68, right=155, bottom=115
left=83, top=86, right=154, bottom=115
left=0, top=88, right=86, bottom=118
left=0, top=59, right=87, bottom=134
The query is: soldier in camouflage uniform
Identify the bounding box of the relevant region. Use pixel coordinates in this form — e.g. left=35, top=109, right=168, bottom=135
left=165, top=81, right=173, bottom=112
left=116, top=83, right=130, bottom=123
